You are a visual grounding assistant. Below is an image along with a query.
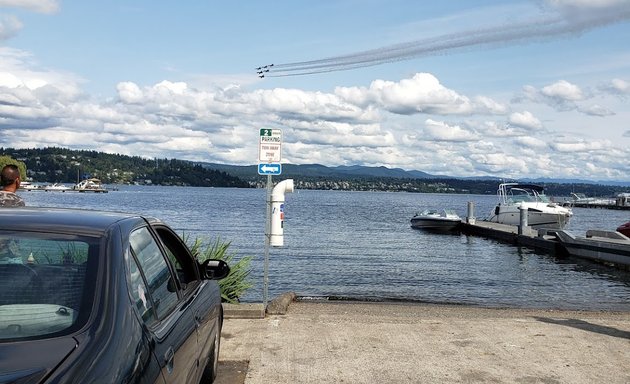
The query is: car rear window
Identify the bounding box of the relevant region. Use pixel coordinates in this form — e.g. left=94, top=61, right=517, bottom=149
left=0, top=231, right=99, bottom=341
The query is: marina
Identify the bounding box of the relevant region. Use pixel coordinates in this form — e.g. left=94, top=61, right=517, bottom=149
left=431, top=201, right=630, bottom=269
left=403, top=183, right=630, bottom=270
left=20, top=178, right=109, bottom=193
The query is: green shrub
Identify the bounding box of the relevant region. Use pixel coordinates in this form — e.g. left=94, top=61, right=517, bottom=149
left=188, top=236, right=253, bottom=304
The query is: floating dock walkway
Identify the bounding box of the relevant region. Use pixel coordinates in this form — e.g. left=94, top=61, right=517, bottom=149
left=454, top=202, right=630, bottom=269
left=22, top=187, right=109, bottom=193
left=457, top=220, right=563, bottom=254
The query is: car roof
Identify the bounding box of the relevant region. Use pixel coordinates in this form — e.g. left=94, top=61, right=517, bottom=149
left=0, top=207, right=157, bottom=236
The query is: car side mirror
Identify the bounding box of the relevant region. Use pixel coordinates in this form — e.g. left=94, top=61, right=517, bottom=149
left=200, top=259, right=230, bottom=280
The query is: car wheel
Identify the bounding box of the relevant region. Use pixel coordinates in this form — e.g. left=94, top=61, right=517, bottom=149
left=201, top=316, right=222, bottom=383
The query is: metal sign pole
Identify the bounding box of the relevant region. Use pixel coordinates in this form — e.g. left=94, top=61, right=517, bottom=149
left=258, top=128, right=282, bottom=310
left=263, top=174, right=272, bottom=308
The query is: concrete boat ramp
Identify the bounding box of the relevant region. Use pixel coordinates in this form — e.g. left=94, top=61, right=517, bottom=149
left=217, top=300, right=630, bottom=384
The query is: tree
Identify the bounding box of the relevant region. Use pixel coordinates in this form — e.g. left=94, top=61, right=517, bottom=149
left=0, top=155, right=27, bottom=180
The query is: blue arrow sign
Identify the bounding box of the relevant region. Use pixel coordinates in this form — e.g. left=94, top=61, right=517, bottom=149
left=258, top=163, right=282, bottom=175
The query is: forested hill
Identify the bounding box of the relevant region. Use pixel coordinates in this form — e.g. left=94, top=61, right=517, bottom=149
left=3, top=147, right=628, bottom=196
left=1, top=147, right=250, bottom=188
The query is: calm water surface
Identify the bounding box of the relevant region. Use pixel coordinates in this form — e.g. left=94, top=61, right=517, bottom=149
left=21, top=186, right=630, bottom=310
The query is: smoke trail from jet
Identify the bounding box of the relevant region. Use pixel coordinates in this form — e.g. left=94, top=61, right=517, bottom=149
left=258, top=3, right=630, bottom=78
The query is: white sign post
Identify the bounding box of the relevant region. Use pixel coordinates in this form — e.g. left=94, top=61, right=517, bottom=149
left=259, top=128, right=282, bottom=163
left=259, top=128, right=282, bottom=309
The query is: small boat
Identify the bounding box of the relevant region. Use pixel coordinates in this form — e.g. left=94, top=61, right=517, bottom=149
left=617, top=221, right=630, bottom=237
left=487, top=183, right=573, bottom=229
left=410, top=209, right=461, bottom=231
left=568, top=192, right=615, bottom=207
left=74, top=178, right=108, bottom=193
left=556, top=229, right=630, bottom=267
left=44, top=183, right=72, bottom=192
left=19, top=182, right=42, bottom=191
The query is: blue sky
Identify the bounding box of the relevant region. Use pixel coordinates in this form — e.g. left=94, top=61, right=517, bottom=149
left=1, top=0, right=629, bottom=181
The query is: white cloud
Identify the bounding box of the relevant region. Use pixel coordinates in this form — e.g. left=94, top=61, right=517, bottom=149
left=508, top=111, right=543, bottom=130
left=602, top=78, right=630, bottom=95
left=472, top=96, right=508, bottom=114
left=0, top=47, right=83, bottom=92
left=578, top=104, right=615, bottom=116
left=0, top=14, right=22, bottom=41
left=514, top=136, right=548, bottom=149
left=0, top=45, right=629, bottom=181
left=546, top=0, right=630, bottom=12
left=476, top=121, right=523, bottom=137
left=0, top=0, right=59, bottom=14
left=550, top=139, right=608, bottom=152
left=469, top=152, right=529, bottom=176
left=422, top=119, right=479, bottom=142
left=117, top=82, right=144, bottom=104
left=336, top=73, right=504, bottom=116
left=541, top=80, right=583, bottom=101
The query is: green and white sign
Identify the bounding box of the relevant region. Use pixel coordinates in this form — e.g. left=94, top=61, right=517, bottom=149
left=259, top=129, right=282, bottom=162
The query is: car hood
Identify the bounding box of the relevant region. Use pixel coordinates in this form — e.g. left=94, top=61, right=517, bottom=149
left=0, top=336, right=77, bottom=384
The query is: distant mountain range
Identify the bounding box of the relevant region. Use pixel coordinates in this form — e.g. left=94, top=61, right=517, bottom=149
left=202, top=163, right=443, bottom=179
left=2, top=144, right=628, bottom=193
left=200, top=162, right=630, bottom=187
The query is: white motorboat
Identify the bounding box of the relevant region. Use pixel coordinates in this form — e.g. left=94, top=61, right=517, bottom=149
left=74, top=178, right=108, bottom=193
left=44, top=183, right=72, bottom=192
left=568, top=192, right=615, bottom=207
left=410, top=209, right=461, bottom=231
left=19, top=182, right=42, bottom=191
left=487, top=183, right=572, bottom=229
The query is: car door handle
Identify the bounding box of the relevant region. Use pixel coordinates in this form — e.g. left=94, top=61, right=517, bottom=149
left=164, top=346, right=175, bottom=374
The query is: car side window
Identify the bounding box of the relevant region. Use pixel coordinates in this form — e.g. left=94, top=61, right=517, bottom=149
left=153, top=226, right=199, bottom=290
left=129, top=227, right=178, bottom=320
left=127, top=253, right=157, bottom=326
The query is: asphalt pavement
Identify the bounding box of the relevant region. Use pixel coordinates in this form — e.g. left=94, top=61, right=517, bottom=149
left=216, top=300, right=630, bottom=384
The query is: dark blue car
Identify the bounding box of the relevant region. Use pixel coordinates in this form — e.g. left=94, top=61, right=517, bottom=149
left=0, top=207, right=229, bottom=383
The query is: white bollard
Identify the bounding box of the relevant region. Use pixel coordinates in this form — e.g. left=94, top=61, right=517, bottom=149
left=270, top=179, right=294, bottom=247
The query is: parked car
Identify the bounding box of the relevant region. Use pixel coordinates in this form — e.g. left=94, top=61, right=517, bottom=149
left=0, top=207, right=230, bottom=383
left=617, top=221, right=630, bottom=237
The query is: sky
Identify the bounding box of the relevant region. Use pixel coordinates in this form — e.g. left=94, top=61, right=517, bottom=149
left=0, top=0, right=629, bottom=182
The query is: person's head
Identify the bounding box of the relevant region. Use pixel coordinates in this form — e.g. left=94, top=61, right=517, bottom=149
left=1, top=164, right=21, bottom=191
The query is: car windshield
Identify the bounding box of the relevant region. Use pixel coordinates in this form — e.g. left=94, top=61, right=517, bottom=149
left=0, top=231, right=99, bottom=341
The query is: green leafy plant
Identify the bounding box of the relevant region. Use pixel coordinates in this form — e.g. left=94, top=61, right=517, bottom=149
left=188, top=236, right=253, bottom=304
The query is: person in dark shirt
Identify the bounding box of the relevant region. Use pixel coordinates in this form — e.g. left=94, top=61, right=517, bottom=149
left=0, top=164, right=25, bottom=207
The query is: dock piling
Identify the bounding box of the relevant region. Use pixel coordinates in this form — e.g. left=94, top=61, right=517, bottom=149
left=466, top=201, right=476, bottom=224
left=518, top=206, right=528, bottom=235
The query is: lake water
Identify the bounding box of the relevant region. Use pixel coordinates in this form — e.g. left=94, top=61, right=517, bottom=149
left=20, top=186, right=630, bottom=311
